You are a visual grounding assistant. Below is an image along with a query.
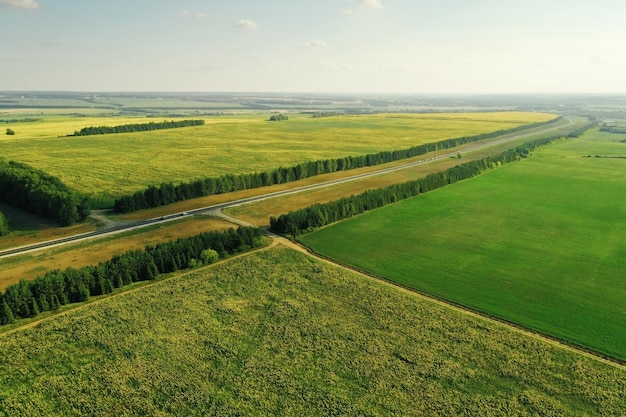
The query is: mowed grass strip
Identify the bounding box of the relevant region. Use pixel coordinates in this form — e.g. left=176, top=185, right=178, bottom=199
left=0, top=216, right=236, bottom=291
left=0, top=112, right=554, bottom=206
left=300, top=129, right=626, bottom=360
left=0, top=247, right=623, bottom=416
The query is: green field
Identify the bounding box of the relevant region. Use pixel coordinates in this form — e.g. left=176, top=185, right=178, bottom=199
left=0, top=112, right=554, bottom=207
left=300, top=129, right=626, bottom=360
left=0, top=246, right=623, bottom=416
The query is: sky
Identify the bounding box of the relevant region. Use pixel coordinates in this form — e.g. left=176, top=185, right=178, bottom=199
left=1, top=0, right=625, bottom=94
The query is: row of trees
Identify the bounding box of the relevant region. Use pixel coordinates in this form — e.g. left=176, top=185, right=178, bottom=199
left=71, top=119, right=205, bottom=136
left=270, top=136, right=567, bottom=235
left=311, top=112, right=342, bottom=118
left=113, top=117, right=562, bottom=213
left=0, top=211, right=8, bottom=236
left=0, top=226, right=264, bottom=324
left=599, top=125, right=626, bottom=134
left=569, top=120, right=598, bottom=137
left=0, top=160, right=90, bottom=226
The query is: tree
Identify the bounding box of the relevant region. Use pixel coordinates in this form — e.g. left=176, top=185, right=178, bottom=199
left=0, top=211, right=9, bottom=236
left=0, top=300, right=15, bottom=324
left=6, top=128, right=15, bottom=135
left=201, top=249, right=219, bottom=265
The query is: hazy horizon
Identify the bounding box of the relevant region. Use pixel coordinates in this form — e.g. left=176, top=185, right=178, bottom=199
left=2, top=0, right=626, bottom=94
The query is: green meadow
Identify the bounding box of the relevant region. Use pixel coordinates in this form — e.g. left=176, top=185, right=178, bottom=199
left=300, top=129, right=626, bottom=360
left=0, top=247, right=623, bottom=416
left=0, top=112, right=553, bottom=207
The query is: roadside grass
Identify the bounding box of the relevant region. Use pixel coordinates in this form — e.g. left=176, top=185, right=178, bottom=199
left=0, top=112, right=553, bottom=207
left=0, top=246, right=623, bottom=416
left=300, top=129, right=626, bottom=361
left=0, top=216, right=236, bottom=291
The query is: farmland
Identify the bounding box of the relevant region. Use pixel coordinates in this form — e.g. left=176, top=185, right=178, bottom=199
left=0, top=111, right=554, bottom=207
left=0, top=246, right=624, bottom=416
left=225, top=116, right=584, bottom=226
left=1, top=91, right=623, bottom=414
left=300, top=128, right=626, bottom=360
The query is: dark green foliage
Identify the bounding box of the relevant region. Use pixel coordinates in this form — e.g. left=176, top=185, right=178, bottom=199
left=311, top=111, right=342, bottom=118
left=270, top=135, right=573, bottom=235
left=5, top=128, right=15, bottom=135
left=71, top=119, right=205, bottom=136
left=0, top=300, right=14, bottom=325
left=268, top=113, right=288, bottom=121
left=0, top=211, right=9, bottom=236
left=0, top=227, right=264, bottom=323
left=599, top=124, right=626, bottom=134
left=114, top=117, right=562, bottom=213
left=0, top=160, right=91, bottom=225
left=568, top=121, right=597, bottom=138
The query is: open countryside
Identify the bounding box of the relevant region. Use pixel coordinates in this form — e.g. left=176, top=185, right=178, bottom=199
left=300, top=128, right=626, bottom=360
left=0, top=92, right=625, bottom=416
left=0, top=247, right=624, bottom=416
left=1, top=111, right=553, bottom=207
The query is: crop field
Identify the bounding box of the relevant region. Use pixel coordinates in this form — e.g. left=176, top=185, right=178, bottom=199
left=300, top=129, right=626, bottom=361
left=0, top=111, right=554, bottom=207
left=225, top=116, right=583, bottom=226
left=0, top=246, right=623, bottom=416
left=0, top=216, right=237, bottom=291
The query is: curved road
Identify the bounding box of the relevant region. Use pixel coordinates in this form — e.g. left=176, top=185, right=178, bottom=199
left=0, top=116, right=573, bottom=259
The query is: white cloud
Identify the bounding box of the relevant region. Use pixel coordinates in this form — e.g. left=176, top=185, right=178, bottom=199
left=341, top=9, right=354, bottom=15
left=182, top=9, right=209, bottom=19
left=355, top=0, right=383, bottom=10
left=302, top=40, right=327, bottom=48
left=234, top=19, right=258, bottom=30
left=0, top=0, right=39, bottom=10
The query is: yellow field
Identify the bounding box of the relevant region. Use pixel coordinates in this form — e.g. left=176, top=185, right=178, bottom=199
left=0, top=112, right=555, bottom=207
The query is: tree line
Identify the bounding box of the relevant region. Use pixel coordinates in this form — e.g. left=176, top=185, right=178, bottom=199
left=113, top=117, right=562, bottom=213
left=310, top=111, right=342, bottom=118
left=0, top=226, right=264, bottom=324
left=0, top=160, right=90, bottom=226
left=0, top=211, right=8, bottom=236
left=70, top=119, right=205, bottom=136
left=599, top=125, right=626, bottom=134
left=269, top=135, right=568, bottom=236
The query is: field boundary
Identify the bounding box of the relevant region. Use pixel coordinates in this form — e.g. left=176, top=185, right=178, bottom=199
left=291, top=237, right=626, bottom=370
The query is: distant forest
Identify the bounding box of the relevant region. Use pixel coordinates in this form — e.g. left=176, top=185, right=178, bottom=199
left=70, top=119, right=205, bottom=136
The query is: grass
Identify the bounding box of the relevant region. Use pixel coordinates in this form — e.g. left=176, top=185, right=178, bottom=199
left=0, top=216, right=237, bottom=291
left=0, top=246, right=623, bottom=416
left=0, top=112, right=554, bottom=207
left=300, top=128, right=626, bottom=361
